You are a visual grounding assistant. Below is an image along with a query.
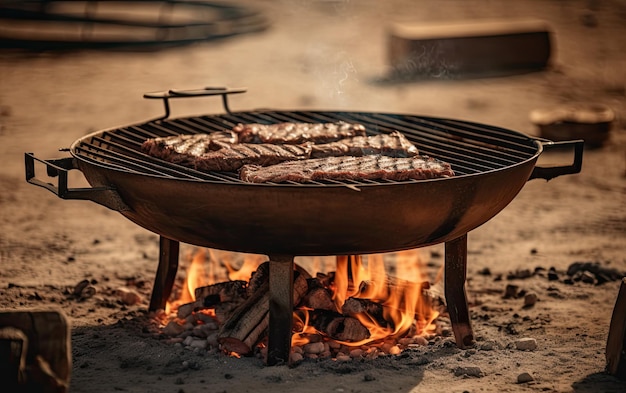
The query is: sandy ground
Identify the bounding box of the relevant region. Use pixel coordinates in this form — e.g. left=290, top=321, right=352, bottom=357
left=1, top=0, right=626, bottom=392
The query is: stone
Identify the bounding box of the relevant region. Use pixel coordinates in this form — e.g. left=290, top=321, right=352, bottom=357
left=524, top=293, right=538, bottom=307
left=454, top=366, right=484, bottom=378
left=517, top=372, right=534, bottom=383
left=515, top=337, right=537, bottom=351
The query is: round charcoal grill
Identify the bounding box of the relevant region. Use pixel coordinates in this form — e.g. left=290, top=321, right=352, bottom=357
left=25, top=87, right=583, bottom=364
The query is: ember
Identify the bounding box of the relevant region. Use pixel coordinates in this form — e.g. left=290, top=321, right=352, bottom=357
left=154, top=248, right=447, bottom=362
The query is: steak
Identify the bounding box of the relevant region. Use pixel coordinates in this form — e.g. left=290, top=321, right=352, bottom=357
left=142, top=128, right=420, bottom=172
left=239, top=155, right=455, bottom=183
left=310, top=131, right=419, bottom=158
left=232, top=121, right=367, bottom=144
left=194, top=143, right=312, bottom=172
left=141, top=132, right=236, bottom=165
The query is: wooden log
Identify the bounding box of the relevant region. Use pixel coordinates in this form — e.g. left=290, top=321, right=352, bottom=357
left=0, top=310, right=71, bottom=393
left=306, top=309, right=370, bottom=343
left=327, top=317, right=370, bottom=343
left=388, top=19, right=552, bottom=79
left=607, top=278, right=626, bottom=379
left=0, top=326, right=28, bottom=391
left=219, top=282, right=270, bottom=355
left=218, top=270, right=308, bottom=355
left=301, top=287, right=336, bottom=312
left=247, top=261, right=269, bottom=296
left=341, top=297, right=387, bottom=327
left=194, top=280, right=248, bottom=308
left=306, top=309, right=370, bottom=342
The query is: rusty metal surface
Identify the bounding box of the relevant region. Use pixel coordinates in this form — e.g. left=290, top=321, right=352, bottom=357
left=77, top=155, right=536, bottom=255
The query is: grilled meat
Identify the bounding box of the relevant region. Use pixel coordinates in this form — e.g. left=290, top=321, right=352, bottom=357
left=239, top=155, right=455, bottom=183
left=142, top=127, right=420, bottom=172
left=310, top=131, right=418, bottom=158
left=194, top=143, right=313, bottom=172
left=141, top=132, right=236, bottom=165
left=232, top=121, right=367, bottom=144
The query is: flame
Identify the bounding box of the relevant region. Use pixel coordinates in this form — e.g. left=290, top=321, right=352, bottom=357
left=330, top=250, right=438, bottom=346
left=224, top=253, right=265, bottom=281
left=162, top=247, right=439, bottom=356
left=166, top=248, right=264, bottom=314
left=291, top=309, right=318, bottom=347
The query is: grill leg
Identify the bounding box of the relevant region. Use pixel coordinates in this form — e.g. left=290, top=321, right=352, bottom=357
left=267, top=255, right=294, bottom=366
left=149, top=236, right=180, bottom=312
left=444, top=234, right=475, bottom=348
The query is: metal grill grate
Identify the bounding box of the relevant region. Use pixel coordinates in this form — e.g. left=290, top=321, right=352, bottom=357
left=71, top=110, right=539, bottom=186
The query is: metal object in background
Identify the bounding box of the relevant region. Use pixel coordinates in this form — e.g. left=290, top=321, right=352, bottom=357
left=0, top=0, right=269, bottom=50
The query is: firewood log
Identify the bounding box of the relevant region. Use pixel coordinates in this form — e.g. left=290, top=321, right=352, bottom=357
left=306, top=309, right=370, bottom=342
left=301, top=287, right=337, bottom=312
left=341, top=297, right=388, bottom=327
left=607, top=278, right=626, bottom=379
left=218, top=271, right=308, bottom=355
left=0, top=310, right=71, bottom=393
left=194, top=280, right=248, bottom=308
left=247, top=261, right=270, bottom=296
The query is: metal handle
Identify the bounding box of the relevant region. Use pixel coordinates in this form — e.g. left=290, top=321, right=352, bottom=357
left=24, top=153, right=130, bottom=211
left=143, top=86, right=247, bottom=120
left=529, top=139, right=584, bottom=181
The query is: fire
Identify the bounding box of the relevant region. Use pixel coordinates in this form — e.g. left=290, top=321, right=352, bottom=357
left=330, top=251, right=438, bottom=346
left=162, top=247, right=441, bottom=357
left=165, top=249, right=264, bottom=314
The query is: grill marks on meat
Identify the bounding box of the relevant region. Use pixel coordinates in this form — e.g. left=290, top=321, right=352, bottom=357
left=194, top=143, right=312, bottom=172
left=140, top=122, right=453, bottom=182
left=232, top=121, right=366, bottom=144
left=310, top=131, right=419, bottom=158
left=140, top=132, right=235, bottom=165
left=239, top=155, right=455, bottom=183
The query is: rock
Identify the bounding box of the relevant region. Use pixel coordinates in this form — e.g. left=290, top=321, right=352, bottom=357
left=349, top=348, right=364, bottom=358
left=504, top=284, right=519, bottom=299
left=188, top=338, right=207, bottom=349
left=335, top=353, right=351, bottom=362
left=547, top=267, right=559, bottom=281
left=114, top=287, right=142, bottom=306
left=517, top=372, right=534, bottom=383
left=290, top=352, right=303, bottom=363
left=524, top=293, right=538, bottom=307
left=479, top=341, right=497, bottom=351
left=454, top=366, right=484, bottom=378
left=507, top=269, right=533, bottom=280
left=515, top=338, right=537, bottom=351
left=303, top=341, right=325, bottom=355
left=162, top=321, right=185, bottom=336
left=388, top=345, right=401, bottom=355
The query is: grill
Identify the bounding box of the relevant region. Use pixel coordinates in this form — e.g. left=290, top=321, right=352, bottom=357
left=25, top=87, right=583, bottom=365
left=74, top=93, right=538, bottom=184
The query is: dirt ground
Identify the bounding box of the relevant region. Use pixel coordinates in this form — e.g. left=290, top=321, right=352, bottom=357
left=1, top=0, right=626, bottom=392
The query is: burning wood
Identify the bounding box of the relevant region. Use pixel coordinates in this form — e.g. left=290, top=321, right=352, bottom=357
left=217, top=264, right=309, bottom=355
left=154, top=249, right=445, bottom=362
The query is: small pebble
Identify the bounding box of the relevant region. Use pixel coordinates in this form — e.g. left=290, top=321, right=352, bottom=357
left=504, top=284, right=519, bottom=299
left=517, top=372, right=534, bottom=383
left=290, top=352, right=303, bottom=363
left=115, top=287, right=142, bottom=306
left=524, top=293, right=538, bottom=307
left=515, top=338, right=537, bottom=351
left=303, top=341, right=325, bottom=354
left=479, top=341, right=496, bottom=351
left=454, top=366, right=484, bottom=378
left=388, top=345, right=401, bottom=355
left=349, top=348, right=364, bottom=358
left=335, top=353, right=351, bottom=362
left=163, top=321, right=185, bottom=336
